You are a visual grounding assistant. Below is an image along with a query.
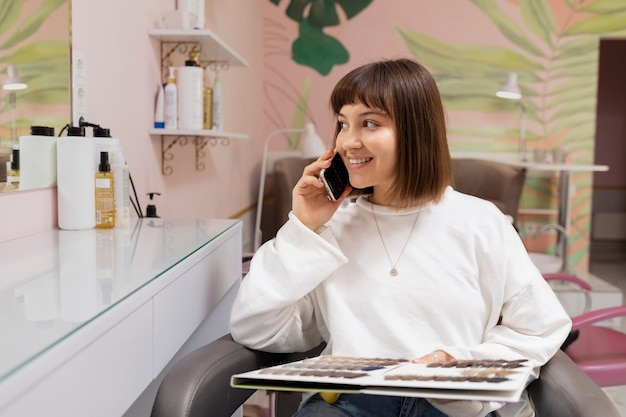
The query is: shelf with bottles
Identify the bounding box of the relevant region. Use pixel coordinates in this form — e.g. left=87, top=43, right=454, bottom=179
left=149, top=28, right=249, bottom=176
left=149, top=129, right=249, bottom=176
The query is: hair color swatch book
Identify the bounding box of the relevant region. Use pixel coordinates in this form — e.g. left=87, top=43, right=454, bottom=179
left=231, top=356, right=535, bottom=403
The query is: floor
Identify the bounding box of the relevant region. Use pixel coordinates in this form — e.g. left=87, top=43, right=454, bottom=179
left=589, top=240, right=626, bottom=415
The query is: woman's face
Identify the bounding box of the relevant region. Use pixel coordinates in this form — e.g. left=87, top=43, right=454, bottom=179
left=335, top=101, right=398, bottom=203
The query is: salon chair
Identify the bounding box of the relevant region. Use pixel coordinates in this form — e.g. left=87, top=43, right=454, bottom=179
left=273, top=157, right=316, bottom=231
left=543, top=273, right=626, bottom=386
left=451, top=158, right=526, bottom=225
left=564, top=305, right=626, bottom=387
left=150, top=334, right=620, bottom=417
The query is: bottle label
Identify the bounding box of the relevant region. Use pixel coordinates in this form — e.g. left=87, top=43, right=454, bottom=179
left=95, top=178, right=111, bottom=188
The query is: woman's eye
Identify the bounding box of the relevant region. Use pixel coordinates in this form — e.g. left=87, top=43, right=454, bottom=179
left=364, top=120, right=378, bottom=128
left=338, top=121, right=348, bottom=130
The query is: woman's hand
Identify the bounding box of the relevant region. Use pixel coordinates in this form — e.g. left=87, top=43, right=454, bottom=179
left=292, top=149, right=352, bottom=232
left=412, top=350, right=454, bottom=365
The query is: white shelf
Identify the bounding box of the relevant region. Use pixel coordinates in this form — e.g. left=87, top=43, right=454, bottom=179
left=149, top=128, right=249, bottom=140
left=149, top=28, right=249, bottom=175
left=150, top=129, right=249, bottom=175
left=148, top=28, right=249, bottom=67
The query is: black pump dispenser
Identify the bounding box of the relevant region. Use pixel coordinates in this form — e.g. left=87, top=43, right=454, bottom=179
left=10, top=147, right=19, bottom=170
left=67, top=125, right=86, bottom=137
left=30, top=125, right=55, bottom=136
left=94, top=127, right=111, bottom=138
left=99, top=152, right=111, bottom=172
left=146, top=192, right=161, bottom=218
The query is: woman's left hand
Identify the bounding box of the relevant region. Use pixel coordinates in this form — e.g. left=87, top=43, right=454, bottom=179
left=412, top=350, right=454, bottom=364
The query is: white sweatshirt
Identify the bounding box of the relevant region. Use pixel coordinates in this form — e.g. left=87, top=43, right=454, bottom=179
left=231, top=187, right=571, bottom=417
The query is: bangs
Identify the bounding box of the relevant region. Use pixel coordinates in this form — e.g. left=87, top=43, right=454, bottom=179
left=330, top=65, right=392, bottom=116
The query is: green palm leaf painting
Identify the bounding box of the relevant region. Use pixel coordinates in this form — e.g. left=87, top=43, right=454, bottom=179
left=1, top=0, right=70, bottom=143
left=397, top=0, right=626, bottom=268
left=269, top=0, right=372, bottom=75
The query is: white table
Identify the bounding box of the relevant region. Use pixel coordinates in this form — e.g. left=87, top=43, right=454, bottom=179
left=0, top=218, right=242, bottom=417
left=452, top=152, right=609, bottom=270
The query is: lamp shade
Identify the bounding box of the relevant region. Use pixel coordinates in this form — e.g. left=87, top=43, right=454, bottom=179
left=496, top=72, right=521, bottom=100
left=3, top=64, right=27, bottom=91
left=299, top=123, right=326, bottom=158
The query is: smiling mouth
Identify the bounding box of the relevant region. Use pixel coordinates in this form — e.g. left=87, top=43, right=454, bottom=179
left=348, top=157, right=372, bottom=165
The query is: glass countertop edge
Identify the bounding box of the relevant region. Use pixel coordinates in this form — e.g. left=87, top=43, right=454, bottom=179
left=0, top=218, right=241, bottom=383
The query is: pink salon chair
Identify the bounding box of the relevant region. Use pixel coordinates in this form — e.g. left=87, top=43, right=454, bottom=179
left=565, top=305, right=626, bottom=387
left=543, top=272, right=626, bottom=387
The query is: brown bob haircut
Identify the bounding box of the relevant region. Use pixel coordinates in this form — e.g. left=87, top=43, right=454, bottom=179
left=330, top=58, right=452, bottom=207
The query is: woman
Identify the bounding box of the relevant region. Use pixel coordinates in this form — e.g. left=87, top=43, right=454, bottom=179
left=231, top=58, right=571, bottom=417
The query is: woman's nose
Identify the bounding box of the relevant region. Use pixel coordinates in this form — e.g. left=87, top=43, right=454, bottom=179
left=338, top=128, right=362, bottom=149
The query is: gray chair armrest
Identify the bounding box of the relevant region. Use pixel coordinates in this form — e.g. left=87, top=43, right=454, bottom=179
left=528, top=350, right=620, bottom=417
left=151, top=334, right=323, bottom=417
left=153, top=337, right=618, bottom=417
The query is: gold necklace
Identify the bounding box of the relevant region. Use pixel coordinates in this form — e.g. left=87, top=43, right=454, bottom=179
left=370, top=204, right=420, bottom=276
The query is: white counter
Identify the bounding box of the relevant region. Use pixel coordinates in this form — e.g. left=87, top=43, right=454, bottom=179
left=0, top=218, right=242, bottom=417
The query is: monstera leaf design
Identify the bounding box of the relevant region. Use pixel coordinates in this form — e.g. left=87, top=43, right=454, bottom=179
left=270, top=0, right=372, bottom=75
left=397, top=0, right=626, bottom=266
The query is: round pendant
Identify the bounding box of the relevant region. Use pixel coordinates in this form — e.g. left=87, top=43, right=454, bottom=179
left=390, top=267, right=398, bottom=277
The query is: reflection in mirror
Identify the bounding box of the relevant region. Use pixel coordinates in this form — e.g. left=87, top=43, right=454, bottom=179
left=0, top=0, right=71, bottom=192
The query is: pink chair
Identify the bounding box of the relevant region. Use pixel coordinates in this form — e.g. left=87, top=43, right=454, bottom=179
left=543, top=272, right=626, bottom=386
left=564, top=305, right=626, bottom=387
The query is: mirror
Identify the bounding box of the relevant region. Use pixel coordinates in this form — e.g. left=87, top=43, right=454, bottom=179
left=0, top=0, right=71, bottom=192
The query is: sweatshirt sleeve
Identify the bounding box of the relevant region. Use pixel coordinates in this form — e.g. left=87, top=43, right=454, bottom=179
left=230, top=212, right=348, bottom=352
left=443, top=216, right=572, bottom=365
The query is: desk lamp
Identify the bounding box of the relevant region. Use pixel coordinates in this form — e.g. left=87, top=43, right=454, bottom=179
left=496, top=72, right=526, bottom=161
left=3, top=64, right=28, bottom=146
left=254, top=123, right=326, bottom=250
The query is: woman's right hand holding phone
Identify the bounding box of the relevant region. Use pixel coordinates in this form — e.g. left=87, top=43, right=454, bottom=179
left=292, top=149, right=352, bottom=232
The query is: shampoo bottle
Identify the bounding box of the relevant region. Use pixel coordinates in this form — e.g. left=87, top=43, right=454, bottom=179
left=212, top=72, right=224, bottom=130
left=95, top=151, right=115, bottom=229
left=19, top=126, right=57, bottom=190
left=164, top=67, right=178, bottom=129
left=177, top=58, right=203, bottom=130
left=57, top=126, right=96, bottom=230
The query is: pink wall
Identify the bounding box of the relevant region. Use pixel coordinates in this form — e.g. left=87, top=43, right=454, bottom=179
left=0, top=0, right=263, bottom=243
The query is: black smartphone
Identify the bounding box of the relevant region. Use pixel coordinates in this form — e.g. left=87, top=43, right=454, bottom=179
left=320, top=152, right=350, bottom=201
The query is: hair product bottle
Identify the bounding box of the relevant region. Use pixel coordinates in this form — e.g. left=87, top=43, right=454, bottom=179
left=178, top=0, right=205, bottom=29
left=212, top=72, right=224, bottom=130
left=164, top=67, right=178, bottom=129
left=177, top=57, right=203, bottom=130
left=203, top=86, right=213, bottom=129
left=57, top=126, right=96, bottom=230
left=154, top=83, right=165, bottom=129
left=6, top=145, right=20, bottom=191
left=19, top=125, right=57, bottom=190
left=94, top=127, right=129, bottom=227
left=95, top=151, right=115, bottom=229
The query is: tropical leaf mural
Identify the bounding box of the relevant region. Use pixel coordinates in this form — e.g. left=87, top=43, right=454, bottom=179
left=269, top=0, right=372, bottom=75
left=397, top=0, right=626, bottom=269
left=1, top=0, right=70, bottom=153
left=263, top=0, right=624, bottom=271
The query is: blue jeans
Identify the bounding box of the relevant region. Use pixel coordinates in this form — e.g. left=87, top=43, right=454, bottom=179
left=292, top=393, right=492, bottom=417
